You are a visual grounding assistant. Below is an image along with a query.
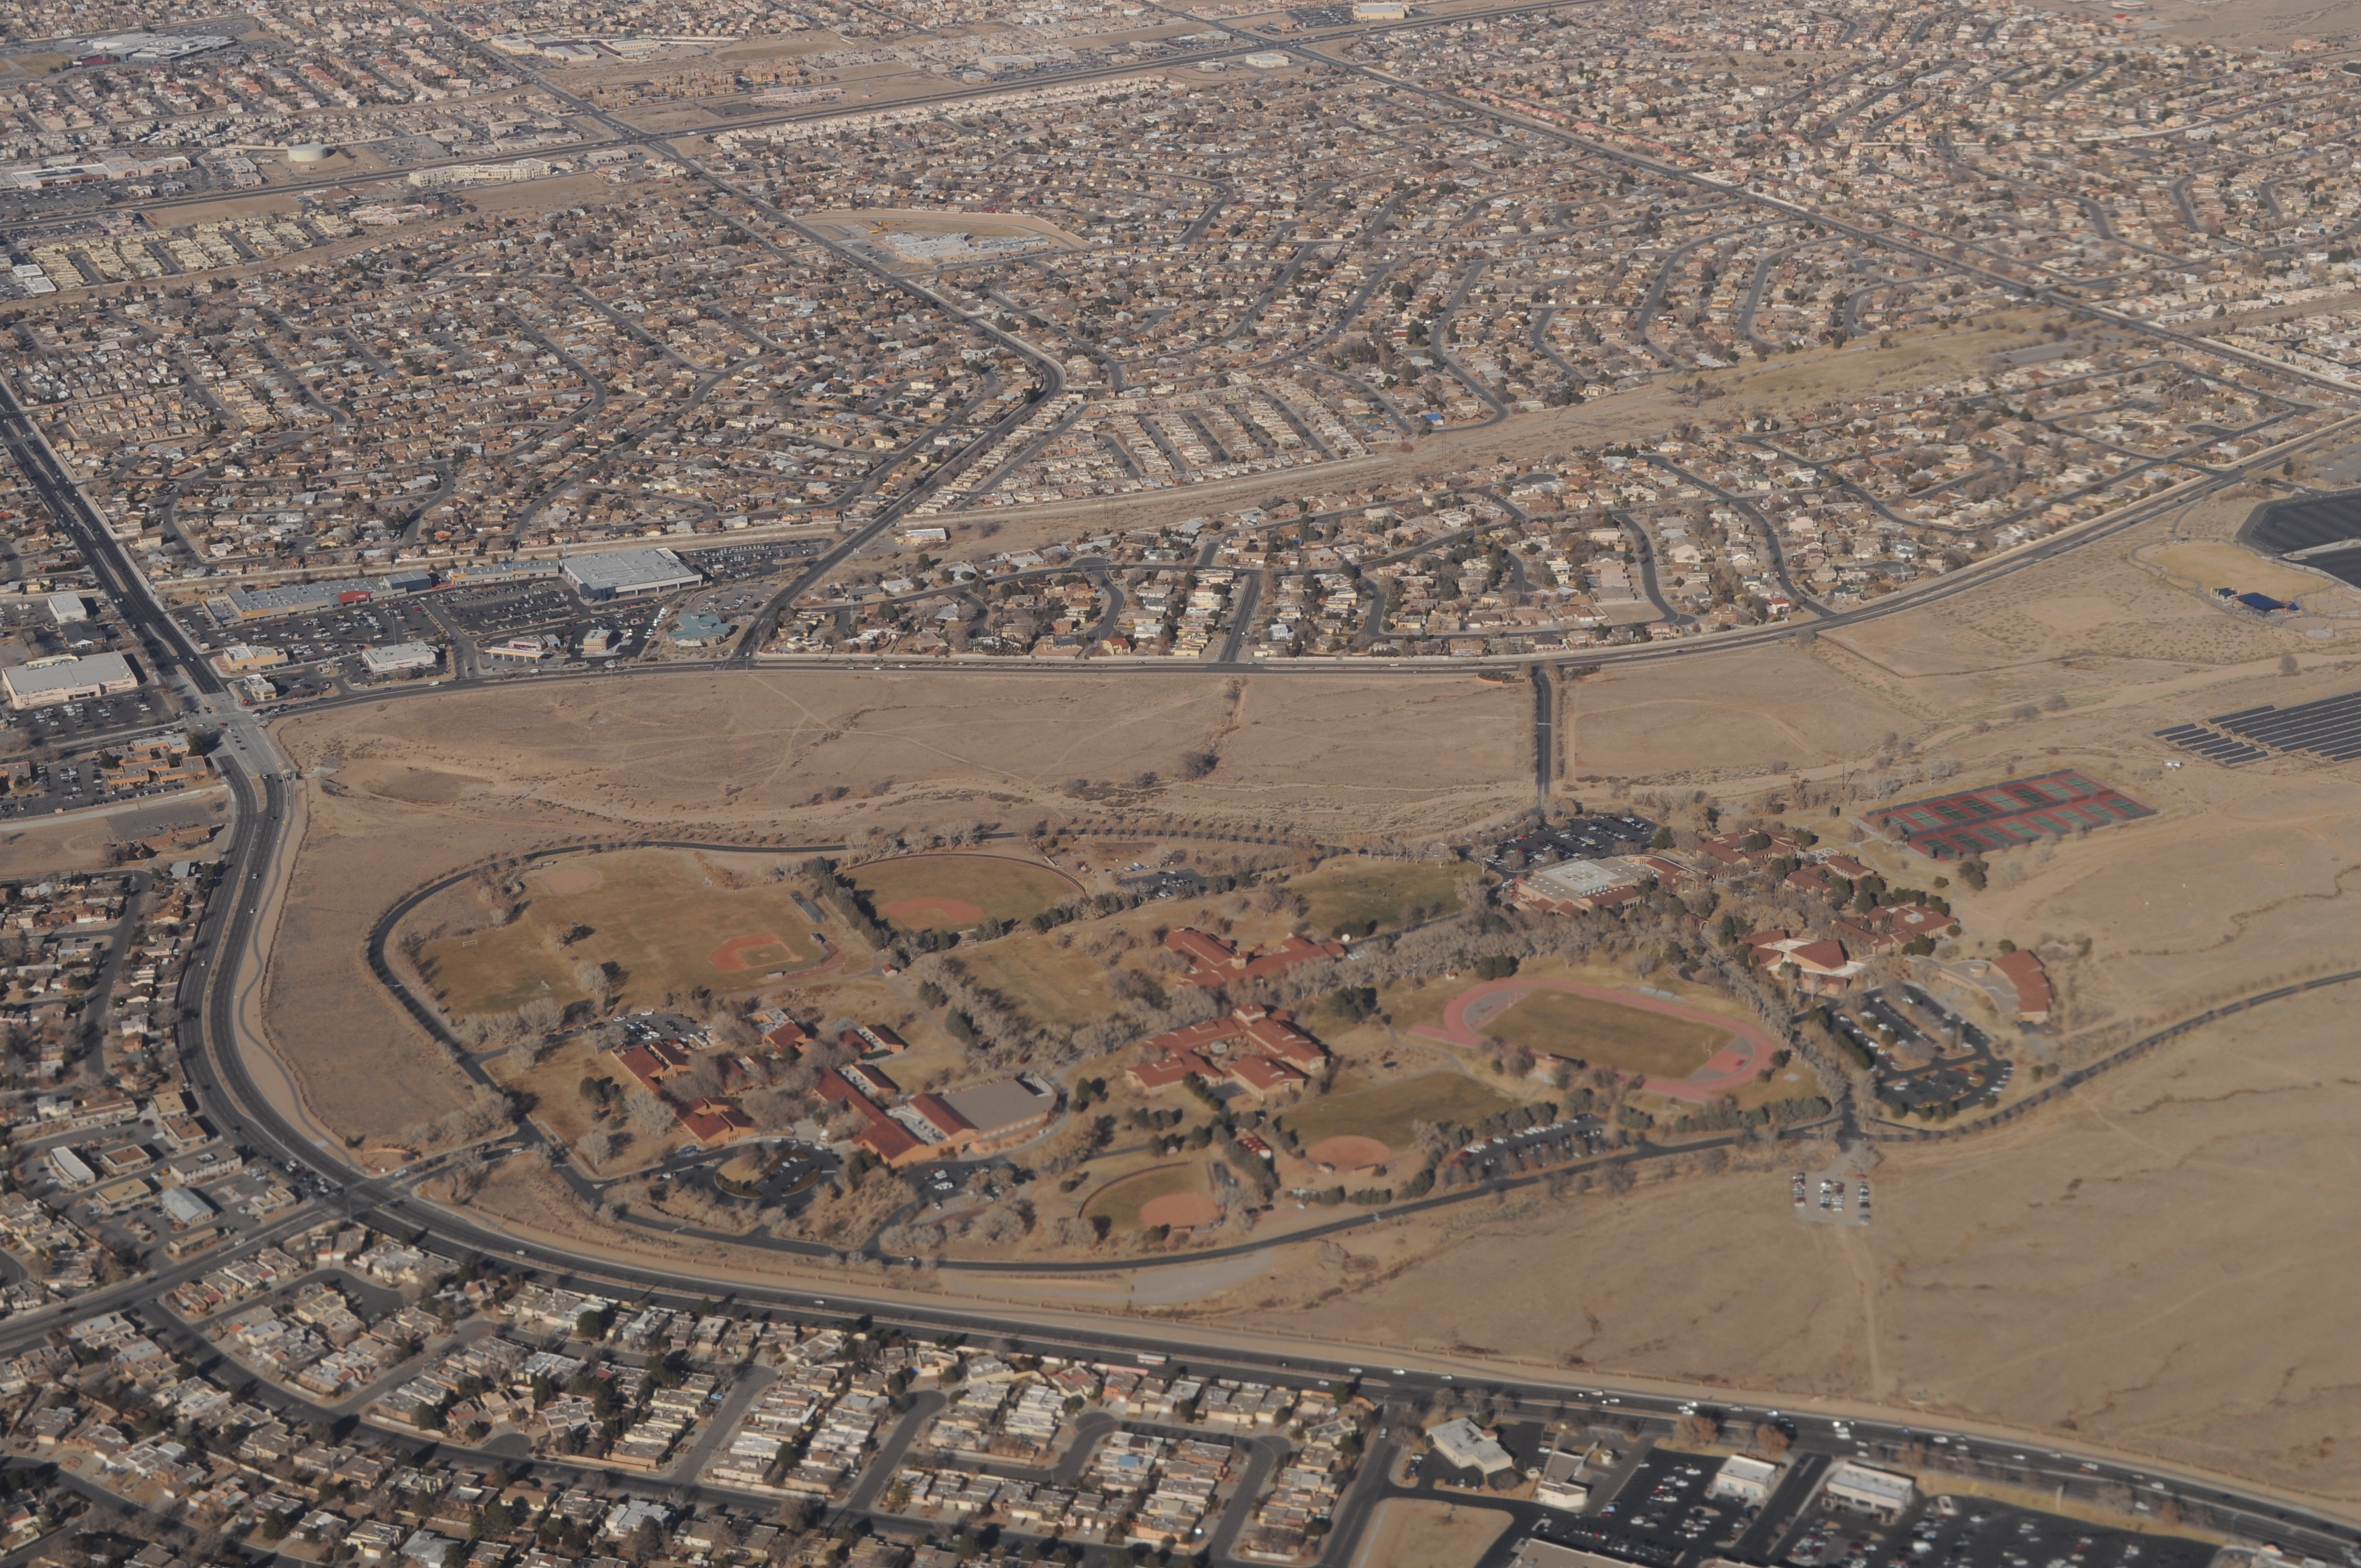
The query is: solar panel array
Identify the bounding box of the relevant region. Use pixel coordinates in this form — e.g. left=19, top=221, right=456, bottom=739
left=2155, top=687, right=2361, bottom=765
left=2152, top=722, right=2268, bottom=766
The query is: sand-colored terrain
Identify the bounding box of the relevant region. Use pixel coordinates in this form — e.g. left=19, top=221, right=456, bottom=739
left=242, top=466, right=2361, bottom=1507
left=1350, top=1499, right=1513, bottom=1568
left=1216, top=982, right=2361, bottom=1504
left=1562, top=639, right=1923, bottom=785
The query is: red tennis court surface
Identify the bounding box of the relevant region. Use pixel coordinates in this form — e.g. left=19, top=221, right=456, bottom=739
left=1867, top=769, right=2153, bottom=859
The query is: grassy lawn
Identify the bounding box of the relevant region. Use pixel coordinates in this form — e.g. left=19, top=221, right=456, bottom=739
left=955, top=936, right=1117, bottom=1029
left=848, top=854, right=1081, bottom=932
left=487, top=1037, right=663, bottom=1176
left=1376, top=977, right=1456, bottom=1035
left=1277, top=1070, right=1515, bottom=1150
left=1084, top=1164, right=1202, bottom=1230
left=1484, top=989, right=1730, bottom=1078
left=416, top=848, right=822, bottom=1015
left=1293, top=859, right=1469, bottom=937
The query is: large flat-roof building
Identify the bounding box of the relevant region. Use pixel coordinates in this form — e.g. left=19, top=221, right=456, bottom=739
left=1709, top=1454, right=1780, bottom=1505
left=3, top=652, right=137, bottom=710
left=562, top=547, right=702, bottom=601
left=1822, top=1461, right=1915, bottom=1522
left=361, top=642, right=440, bottom=676
left=206, top=571, right=433, bottom=623
left=1428, top=1418, right=1516, bottom=1478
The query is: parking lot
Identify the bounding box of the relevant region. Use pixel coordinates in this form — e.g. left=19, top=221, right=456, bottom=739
left=1536, top=1437, right=2222, bottom=1568
left=209, top=597, right=442, bottom=667
left=9, top=689, right=176, bottom=757
left=440, top=580, right=580, bottom=638
left=1451, top=1113, right=1609, bottom=1179
left=1581, top=1447, right=1760, bottom=1561
left=680, top=538, right=826, bottom=583
left=1774, top=1488, right=2214, bottom=1568
left=1487, top=813, right=1660, bottom=873
left=1836, top=986, right=2010, bottom=1117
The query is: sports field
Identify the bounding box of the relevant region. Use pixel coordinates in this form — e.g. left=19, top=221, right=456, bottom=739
left=1276, top=1070, right=1514, bottom=1151
left=414, top=847, right=823, bottom=1015
left=1484, top=988, right=1730, bottom=1078
left=1085, top=1163, right=1210, bottom=1232
left=847, top=853, right=1081, bottom=933
left=1292, top=858, right=1468, bottom=937
left=1414, top=977, right=1772, bottom=1099
left=953, top=936, right=1116, bottom=1028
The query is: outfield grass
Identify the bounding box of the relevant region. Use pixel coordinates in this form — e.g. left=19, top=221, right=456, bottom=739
left=1084, top=1164, right=1202, bottom=1231
left=416, top=848, right=822, bottom=1015
left=1484, top=989, right=1729, bottom=1078
left=1277, top=1071, right=1515, bottom=1151
left=1293, top=859, right=1468, bottom=937
left=848, top=854, right=1080, bottom=932
left=955, top=935, right=1117, bottom=1028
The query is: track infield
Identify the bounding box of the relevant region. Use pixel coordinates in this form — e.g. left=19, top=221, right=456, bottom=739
left=879, top=896, right=984, bottom=929
left=1412, top=977, right=1773, bottom=1102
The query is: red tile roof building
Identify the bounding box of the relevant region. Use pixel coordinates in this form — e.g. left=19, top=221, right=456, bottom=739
left=1992, top=949, right=2053, bottom=1022
left=1164, top=928, right=1347, bottom=988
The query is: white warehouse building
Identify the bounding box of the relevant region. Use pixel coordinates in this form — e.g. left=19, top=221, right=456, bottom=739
left=2, top=652, right=138, bottom=710
left=561, top=547, right=702, bottom=601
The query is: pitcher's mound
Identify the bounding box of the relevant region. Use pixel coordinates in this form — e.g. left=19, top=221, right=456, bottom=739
left=1140, top=1193, right=1221, bottom=1230
left=883, top=896, right=984, bottom=928
left=1307, top=1135, right=1392, bottom=1172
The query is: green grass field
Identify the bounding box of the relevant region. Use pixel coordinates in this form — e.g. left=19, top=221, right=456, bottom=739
left=847, top=854, right=1080, bottom=933
left=416, top=848, right=822, bottom=1015
left=1277, top=1071, right=1515, bottom=1151
left=1484, top=989, right=1729, bottom=1078
left=1084, top=1164, right=1203, bottom=1230
left=1293, top=859, right=1468, bottom=937
left=955, top=935, right=1118, bottom=1029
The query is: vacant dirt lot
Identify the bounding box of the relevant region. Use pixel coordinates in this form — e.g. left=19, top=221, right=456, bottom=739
left=1561, top=640, right=1920, bottom=786
left=1350, top=1499, right=1511, bottom=1568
